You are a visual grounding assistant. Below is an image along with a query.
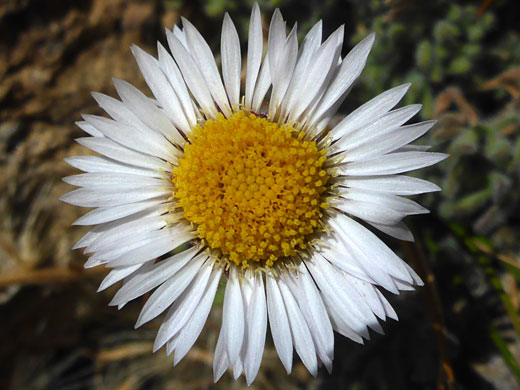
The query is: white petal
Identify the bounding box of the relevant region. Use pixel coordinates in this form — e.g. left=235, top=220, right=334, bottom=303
left=65, top=156, right=161, bottom=178
left=112, top=78, right=184, bottom=145
left=334, top=271, right=383, bottom=333
left=166, top=29, right=219, bottom=118
left=84, top=256, right=107, bottom=269
left=279, top=20, right=322, bottom=120
left=269, top=18, right=298, bottom=119
left=245, top=3, right=263, bottom=109
left=221, top=13, right=241, bottom=109
left=75, top=137, right=166, bottom=171
left=173, top=25, right=188, bottom=49
left=395, top=144, right=431, bottom=152
left=131, top=45, right=191, bottom=136
left=213, top=327, right=229, bottom=382
left=91, top=92, right=143, bottom=128
left=60, top=186, right=169, bottom=208
left=339, top=119, right=435, bottom=163
left=251, top=53, right=271, bottom=113
left=83, top=114, right=178, bottom=162
left=288, top=265, right=334, bottom=371
left=308, top=33, right=375, bottom=128
left=278, top=278, right=318, bottom=376
left=339, top=189, right=429, bottom=216
left=85, top=211, right=164, bottom=253
left=301, top=32, right=344, bottom=135
left=335, top=198, right=405, bottom=225
left=157, top=42, right=198, bottom=129
left=341, top=151, right=449, bottom=176
left=369, top=220, right=415, bottom=242
left=108, top=228, right=193, bottom=267
left=182, top=17, right=231, bottom=116
left=230, top=284, right=254, bottom=379
left=306, top=255, right=370, bottom=337
left=328, top=220, right=400, bottom=294
left=345, top=120, right=436, bottom=161
left=266, top=273, right=293, bottom=374
left=110, top=246, right=199, bottom=305
left=375, top=289, right=398, bottom=321
left=233, top=275, right=254, bottom=380
left=244, top=274, right=267, bottom=385
left=266, top=9, right=286, bottom=84
left=325, top=299, right=364, bottom=344
left=321, top=244, right=375, bottom=284
left=155, top=263, right=213, bottom=358
left=166, top=337, right=177, bottom=356
left=342, top=272, right=386, bottom=321
left=287, top=25, right=344, bottom=124
left=309, top=88, right=344, bottom=136
left=135, top=253, right=207, bottom=327
left=172, top=267, right=222, bottom=364
left=328, top=83, right=411, bottom=142
left=97, top=263, right=144, bottom=292
left=73, top=200, right=165, bottom=226
left=330, top=213, right=414, bottom=284
left=299, top=265, right=335, bottom=356
left=76, top=121, right=103, bottom=137
left=89, top=228, right=176, bottom=264
left=221, top=267, right=245, bottom=366
left=232, top=355, right=244, bottom=381
left=343, top=175, right=441, bottom=195
left=393, top=278, right=415, bottom=291
left=332, top=104, right=423, bottom=155
left=74, top=214, right=145, bottom=250
left=63, top=172, right=163, bottom=189
left=404, top=262, right=424, bottom=286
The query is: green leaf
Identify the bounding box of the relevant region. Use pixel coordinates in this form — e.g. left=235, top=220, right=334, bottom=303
left=489, top=324, right=520, bottom=382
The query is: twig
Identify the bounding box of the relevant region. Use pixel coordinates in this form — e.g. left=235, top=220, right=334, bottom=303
left=96, top=342, right=154, bottom=365
left=0, top=266, right=105, bottom=288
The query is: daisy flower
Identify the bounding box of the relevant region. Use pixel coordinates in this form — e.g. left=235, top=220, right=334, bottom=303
left=61, top=3, right=447, bottom=384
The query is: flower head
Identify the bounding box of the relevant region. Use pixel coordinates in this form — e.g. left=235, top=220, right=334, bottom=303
left=61, top=3, right=447, bottom=384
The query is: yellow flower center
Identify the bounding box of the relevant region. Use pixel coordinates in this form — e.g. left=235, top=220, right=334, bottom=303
left=172, top=111, right=330, bottom=269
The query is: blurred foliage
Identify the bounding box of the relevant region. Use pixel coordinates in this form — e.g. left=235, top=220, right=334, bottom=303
left=342, top=1, right=520, bottom=388
left=1, top=0, right=520, bottom=389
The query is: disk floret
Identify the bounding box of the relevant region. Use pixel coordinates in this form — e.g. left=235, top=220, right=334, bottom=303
left=172, top=111, right=330, bottom=268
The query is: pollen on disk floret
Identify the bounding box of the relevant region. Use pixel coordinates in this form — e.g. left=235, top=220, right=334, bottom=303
left=172, top=110, right=331, bottom=269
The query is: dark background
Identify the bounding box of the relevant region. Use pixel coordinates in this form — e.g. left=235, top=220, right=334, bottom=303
left=1, top=0, right=519, bottom=389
